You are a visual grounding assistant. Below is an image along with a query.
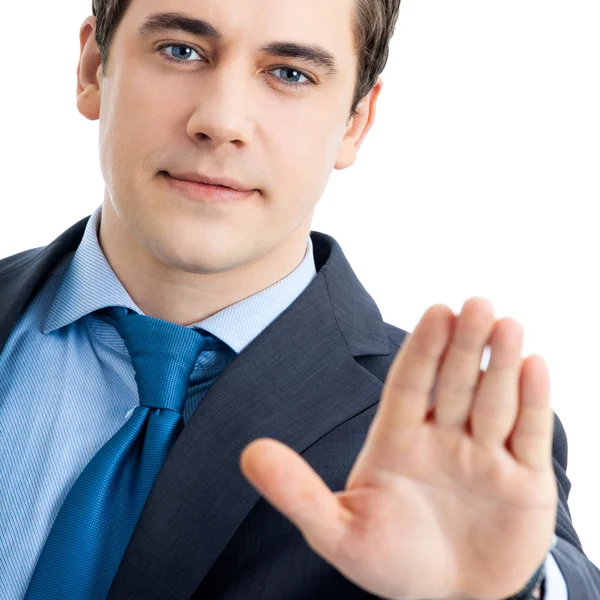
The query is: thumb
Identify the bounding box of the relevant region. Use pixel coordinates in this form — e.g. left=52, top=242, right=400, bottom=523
left=239, top=438, right=349, bottom=557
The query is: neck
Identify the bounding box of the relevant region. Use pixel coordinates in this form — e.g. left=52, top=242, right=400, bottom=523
left=97, top=198, right=312, bottom=326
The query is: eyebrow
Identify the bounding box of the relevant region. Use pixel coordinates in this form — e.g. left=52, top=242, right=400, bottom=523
left=135, top=12, right=339, bottom=76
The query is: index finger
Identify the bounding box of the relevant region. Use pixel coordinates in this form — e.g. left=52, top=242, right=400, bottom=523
left=376, top=304, right=455, bottom=432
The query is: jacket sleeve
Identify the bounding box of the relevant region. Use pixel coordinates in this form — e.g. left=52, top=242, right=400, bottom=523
left=547, top=411, right=600, bottom=597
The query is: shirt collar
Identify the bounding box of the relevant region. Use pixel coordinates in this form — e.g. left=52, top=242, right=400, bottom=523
left=43, top=205, right=317, bottom=354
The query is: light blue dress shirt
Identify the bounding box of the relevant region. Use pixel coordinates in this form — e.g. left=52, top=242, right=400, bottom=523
left=0, top=205, right=566, bottom=599
left=0, top=204, right=316, bottom=598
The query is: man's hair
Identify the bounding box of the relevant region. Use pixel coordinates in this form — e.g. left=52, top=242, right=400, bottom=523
left=91, top=0, right=401, bottom=121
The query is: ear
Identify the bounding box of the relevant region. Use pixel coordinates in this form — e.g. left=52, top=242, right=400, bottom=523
left=334, top=77, right=384, bottom=170
left=76, top=16, right=103, bottom=121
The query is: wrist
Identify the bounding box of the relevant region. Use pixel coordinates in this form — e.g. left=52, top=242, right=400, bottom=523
left=502, top=535, right=556, bottom=600
left=531, top=578, right=544, bottom=600
left=502, top=562, right=545, bottom=600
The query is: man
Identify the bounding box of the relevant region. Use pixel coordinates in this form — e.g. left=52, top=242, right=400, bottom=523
left=0, top=0, right=598, bottom=598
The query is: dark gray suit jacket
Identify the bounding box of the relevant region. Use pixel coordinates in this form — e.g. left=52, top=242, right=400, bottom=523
left=1, top=215, right=598, bottom=599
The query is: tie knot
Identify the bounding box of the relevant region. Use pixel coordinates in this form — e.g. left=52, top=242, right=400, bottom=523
left=100, top=307, right=220, bottom=413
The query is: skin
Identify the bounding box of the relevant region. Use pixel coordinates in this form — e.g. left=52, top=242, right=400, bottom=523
left=76, top=0, right=382, bottom=326
left=77, top=2, right=554, bottom=598
left=241, top=298, right=556, bottom=599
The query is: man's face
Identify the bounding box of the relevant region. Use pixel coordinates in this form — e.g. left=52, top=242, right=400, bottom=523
left=79, top=0, right=380, bottom=275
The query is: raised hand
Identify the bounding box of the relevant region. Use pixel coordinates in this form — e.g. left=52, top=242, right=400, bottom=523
left=239, top=297, right=558, bottom=600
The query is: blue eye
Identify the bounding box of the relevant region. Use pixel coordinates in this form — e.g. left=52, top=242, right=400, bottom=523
left=156, top=43, right=315, bottom=90
left=271, top=67, right=311, bottom=87
left=163, top=44, right=199, bottom=62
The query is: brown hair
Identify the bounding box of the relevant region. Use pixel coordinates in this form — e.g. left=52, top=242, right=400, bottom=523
left=91, top=0, right=401, bottom=120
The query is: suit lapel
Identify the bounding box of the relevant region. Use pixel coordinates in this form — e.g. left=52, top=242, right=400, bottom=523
left=0, top=216, right=90, bottom=355
left=0, top=216, right=392, bottom=600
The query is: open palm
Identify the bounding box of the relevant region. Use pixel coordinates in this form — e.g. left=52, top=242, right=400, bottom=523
left=240, top=298, right=558, bottom=600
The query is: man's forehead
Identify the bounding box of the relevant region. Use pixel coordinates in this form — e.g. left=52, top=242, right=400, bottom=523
left=123, top=0, right=356, bottom=57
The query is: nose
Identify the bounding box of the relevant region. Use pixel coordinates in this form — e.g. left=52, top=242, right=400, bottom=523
left=185, top=59, right=254, bottom=148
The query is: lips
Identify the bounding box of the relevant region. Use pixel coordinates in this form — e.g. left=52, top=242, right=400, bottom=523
left=166, top=171, right=254, bottom=193
left=163, top=172, right=256, bottom=203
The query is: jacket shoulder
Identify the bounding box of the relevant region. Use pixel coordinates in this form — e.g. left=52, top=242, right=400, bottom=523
left=0, top=246, right=46, bottom=279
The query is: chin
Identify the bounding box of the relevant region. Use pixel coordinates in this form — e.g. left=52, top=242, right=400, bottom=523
left=149, top=233, right=252, bottom=275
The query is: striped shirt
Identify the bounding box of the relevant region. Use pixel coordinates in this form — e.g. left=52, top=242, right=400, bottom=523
left=0, top=204, right=317, bottom=599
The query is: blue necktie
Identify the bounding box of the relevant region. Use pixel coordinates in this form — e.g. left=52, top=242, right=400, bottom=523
left=25, top=307, right=229, bottom=600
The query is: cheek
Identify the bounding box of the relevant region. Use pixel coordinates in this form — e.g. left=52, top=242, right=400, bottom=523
left=100, top=71, right=175, bottom=186
left=270, top=118, right=342, bottom=201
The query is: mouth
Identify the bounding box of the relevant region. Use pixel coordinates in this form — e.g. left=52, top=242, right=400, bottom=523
left=168, top=173, right=231, bottom=189
left=161, top=172, right=256, bottom=203
left=164, top=170, right=255, bottom=192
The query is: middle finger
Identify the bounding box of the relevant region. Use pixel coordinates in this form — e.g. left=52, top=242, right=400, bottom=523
left=434, top=297, right=496, bottom=429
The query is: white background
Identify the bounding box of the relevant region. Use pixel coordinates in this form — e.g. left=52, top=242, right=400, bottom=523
left=1, top=0, right=598, bottom=569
